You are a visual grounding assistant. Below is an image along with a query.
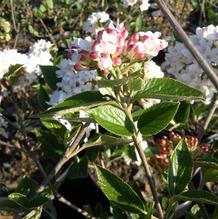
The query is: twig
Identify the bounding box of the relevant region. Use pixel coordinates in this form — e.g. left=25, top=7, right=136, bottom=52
left=38, top=18, right=57, bottom=47
left=42, top=208, right=56, bottom=219
left=31, top=153, right=95, bottom=219
left=10, top=0, right=17, bottom=32
left=132, top=133, right=164, bottom=219
left=198, top=94, right=218, bottom=140
left=0, top=139, right=26, bottom=153
left=155, top=0, right=218, bottom=91
left=56, top=192, right=96, bottom=219
left=37, top=124, right=89, bottom=192
left=203, top=96, right=218, bottom=131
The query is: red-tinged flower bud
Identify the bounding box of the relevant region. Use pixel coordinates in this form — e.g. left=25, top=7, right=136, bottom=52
left=121, top=28, right=128, bottom=39
left=101, top=69, right=110, bottom=76
left=97, top=30, right=103, bottom=38
left=163, top=158, right=169, bottom=165
left=137, top=53, right=145, bottom=60
left=130, top=33, right=139, bottom=42
left=141, top=35, right=149, bottom=42
left=168, top=148, right=173, bottom=155
left=74, top=63, right=84, bottom=71
left=115, top=46, right=123, bottom=56
left=90, top=51, right=99, bottom=60
left=159, top=153, right=167, bottom=159
left=106, top=28, right=116, bottom=34
left=112, top=57, right=122, bottom=65
left=102, top=53, right=109, bottom=58
left=159, top=139, right=167, bottom=147
left=169, top=131, right=175, bottom=138
left=162, top=146, right=167, bottom=152
left=92, top=39, right=101, bottom=51
left=163, top=136, right=168, bottom=140
left=177, top=135, right=182, bottom=140
left=154, top=154, right=160, bottom=159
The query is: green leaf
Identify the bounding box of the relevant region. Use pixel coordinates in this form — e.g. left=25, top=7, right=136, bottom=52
left=97, top=78, right=128, bottom=88
left=96, top=165, right=146, bottom=215
left=39, top=91, right=109, bottom=117
left=40, top=65, right=59, bottom=90
left=16, top=177, right=38, bottom=196
left=194, top=158, right=218, bottom=169
left=22, top=207, right=42, bottom=219
left=135, top=15, right=142, bottom=32
left=176, top=190, right=218, bottom=206
left=174, top=102, right=190, bottom=124
left=129, top=78, right=205, bottom=101
left=38, top=130, right=65, bottom=160
left=8, top=193, right=29, bottom=208
left=67, top=156, right=88, bottom=179
left=3, top=64, right=24, bottom=79
left=90, top=105, right=134, bottom=136
left=29, top=189, right=54, bottom=208
left=168, top=140, right=193, bottom=196
left=203, top=169, right=218, bottom=182
left=45, top=0, right=54, bottom=9
left=37, top=85, right=49, bottom=109
left=82, top=134, right=132, bottom=149
left=0, top=198, right=21, bottom=211
left=138, top=102, right=179, bottom=136
left=28, top=24, right=40, bottom=37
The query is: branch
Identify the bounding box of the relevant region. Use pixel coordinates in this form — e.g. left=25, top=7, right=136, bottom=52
left=37, top=124, right=89, bottom=192
left=132, top=133, right=164, bottom=219
left=155, top=0, right=218, bottom=91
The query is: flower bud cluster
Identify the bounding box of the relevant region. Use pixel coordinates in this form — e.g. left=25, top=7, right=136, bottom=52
left=153, top=131, right=213, bottom=167
left=68, top=26, right=167, bottom=74
left=49, top=12, right=166, bottom=106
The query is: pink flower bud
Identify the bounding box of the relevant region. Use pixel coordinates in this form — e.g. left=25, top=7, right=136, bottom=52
left=106, top=28, right=116, bottom=34
left=121, top=28, right=128, bottom=39
left=137, top=53, right=145, bottom=60
left=97, top=30, right=103, bottom=38
left=141, top=35, right=149, bottom=42
left=159, top=139, right=167, bottom=147
left=112, top=57, right=122, bottom=65
left=90, top=51, right=99, bottom=60
left=130, top=33, right=139, bottom=42
left=74, top=63, right=84, bottom=71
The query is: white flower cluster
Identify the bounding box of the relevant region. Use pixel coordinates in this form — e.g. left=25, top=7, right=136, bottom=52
left=0, top=40, right=53, bottom=87
left=162, top=25, right=218, bottom=104
left=48, top=59, right=97, bottom=105
left=83, top=12, right=112, bottom=35
left=122, top=0, right=150, bottom=11
left=0, top=114, right=9, bottom=138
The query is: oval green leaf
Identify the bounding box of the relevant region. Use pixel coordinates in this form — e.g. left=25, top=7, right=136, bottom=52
left=137, top=102, right=179, bottom=136
left=38, top=91, right=110, bottom=117
left=8, top=193, right=29, bottom=208
left=176, top=190, right=218, bottom=206
left=96, top=165, right=146, bottom=215
left=90, top=105, right=134, bottom=136
left=168, top=140, right=193, bottom=196
left=129, top=78, right=205, bottom=101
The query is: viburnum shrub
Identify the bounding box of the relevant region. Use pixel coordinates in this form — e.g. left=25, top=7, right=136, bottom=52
left=1, top=10, right=218, bottom=219
left=37, top=24, right=213, bottom=219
